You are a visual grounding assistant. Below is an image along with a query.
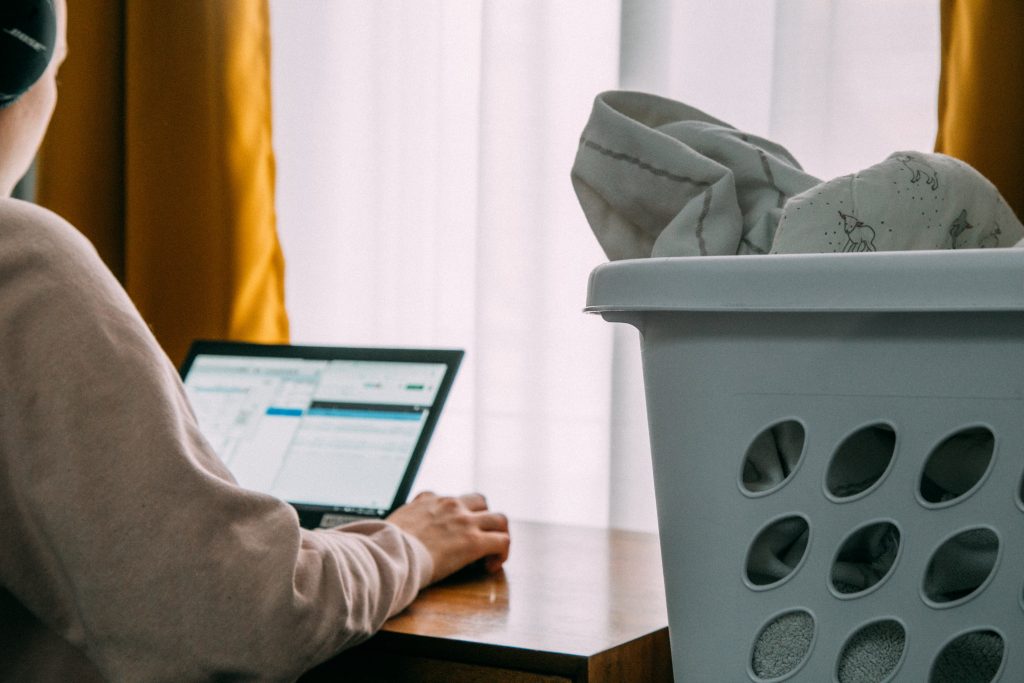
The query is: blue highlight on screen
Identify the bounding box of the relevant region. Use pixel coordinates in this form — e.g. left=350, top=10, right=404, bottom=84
left=307, top=408, right=420, bottom=421
left=266, top=407, right=303, bottom=417
left=265, top=406, right=420, bottom=421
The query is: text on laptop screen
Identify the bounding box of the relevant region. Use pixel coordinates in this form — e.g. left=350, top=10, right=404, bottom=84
left=183, top=354, right=447, bottom=515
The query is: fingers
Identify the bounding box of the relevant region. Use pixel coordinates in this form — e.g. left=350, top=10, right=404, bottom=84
left=415, top=491, right=490, bottom=513
left=484, top=555, right=505, bottom=574
left=461, top=501, right=509, bottom=571
left=440, top=494, right=510, bottom=568
left=475, top=511, right=508, bottom=532
left=458, top=492, right=488, bottom=511
left=389, top=490, right=510, bottom=582
left=483, top=531, right=511, bottom=561
left=478, top=529, right=511, bottom=571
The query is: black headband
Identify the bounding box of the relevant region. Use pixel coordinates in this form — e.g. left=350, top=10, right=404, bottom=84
left=0, top=0, right=57, bottom=109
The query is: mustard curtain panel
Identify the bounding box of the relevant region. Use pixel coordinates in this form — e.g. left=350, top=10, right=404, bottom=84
left=37, top=0, right=289, bottom=366
left=935, top=0, right=1024, bottom=222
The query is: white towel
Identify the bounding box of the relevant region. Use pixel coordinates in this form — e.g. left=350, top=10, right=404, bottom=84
left=571, top=91, right=819, bottom=259
left=571, top=91, right=1024, bottom=258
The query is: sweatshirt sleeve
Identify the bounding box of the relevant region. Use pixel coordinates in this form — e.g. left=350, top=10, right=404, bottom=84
left=0, top=200, right=433, bottom=681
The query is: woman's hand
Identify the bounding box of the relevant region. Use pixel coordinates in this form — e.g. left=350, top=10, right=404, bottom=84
left=387, top=491, right=510, bottom=583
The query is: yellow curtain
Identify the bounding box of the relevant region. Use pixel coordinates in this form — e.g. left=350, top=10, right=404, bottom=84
left=37, top=0, right=289, bottom=366
left=935, top=0, right=1024, bottom=222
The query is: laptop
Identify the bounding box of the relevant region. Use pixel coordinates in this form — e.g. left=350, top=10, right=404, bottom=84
left=179, top=340, right=463, bottom=529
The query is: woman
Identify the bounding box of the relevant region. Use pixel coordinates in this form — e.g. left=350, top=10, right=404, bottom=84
left=0, top=2, right=510, bottom=679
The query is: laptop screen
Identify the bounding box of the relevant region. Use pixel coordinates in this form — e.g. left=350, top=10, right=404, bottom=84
left=180, top=341, right=462, bottom=520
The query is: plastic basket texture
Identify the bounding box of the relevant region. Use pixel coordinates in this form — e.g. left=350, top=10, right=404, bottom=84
left=586, top=250, right=1024, bottom=682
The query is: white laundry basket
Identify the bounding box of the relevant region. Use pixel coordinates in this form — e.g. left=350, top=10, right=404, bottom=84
left=586, top=250, right=1024, bottom=682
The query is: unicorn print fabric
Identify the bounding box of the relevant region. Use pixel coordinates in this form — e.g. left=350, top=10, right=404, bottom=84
left=571, top=91, right=1024, bottom=259
left=771, top=152, right=1020, bottom=253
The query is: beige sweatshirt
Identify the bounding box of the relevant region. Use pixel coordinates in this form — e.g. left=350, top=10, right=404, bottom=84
left=0, top=199, right=433, bottom=681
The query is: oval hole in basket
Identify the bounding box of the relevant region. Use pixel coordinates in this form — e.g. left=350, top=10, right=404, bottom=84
left=741, top=420, right=806, bottom=494
left=831, top=522, right=900, bottom=596
left=745, top=516, right=810, bottom=588
left=750, top=610, right=815, bottom=681
left=919, top=426, right=994, bottom=505
left=826, top=424, right=896, bottom=499
left=929, top=629, right=1004, bottom=683
left=1017, top=467, right=1024, bottom=510
left=836, top=619, right=905, bottom=683
left=922, top=528, right=999, bottom=605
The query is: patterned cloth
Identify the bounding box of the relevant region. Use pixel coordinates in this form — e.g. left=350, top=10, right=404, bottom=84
left=772, top=152, right=1020, bottom=253
left=571, top=91, right=1024, bottom=259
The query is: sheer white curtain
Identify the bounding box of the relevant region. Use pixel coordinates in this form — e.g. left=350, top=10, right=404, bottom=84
left=269, top=0, right=939, bottom=532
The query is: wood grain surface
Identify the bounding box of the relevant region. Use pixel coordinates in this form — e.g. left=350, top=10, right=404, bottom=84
left=304, top=521, right=672, bottom=682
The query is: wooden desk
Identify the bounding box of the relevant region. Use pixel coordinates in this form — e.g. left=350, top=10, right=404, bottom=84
left=302, top=521, right=672, bottom=682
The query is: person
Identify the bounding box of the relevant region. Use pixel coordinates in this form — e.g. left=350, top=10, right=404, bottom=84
left=0, top=1, right=510, bottom=680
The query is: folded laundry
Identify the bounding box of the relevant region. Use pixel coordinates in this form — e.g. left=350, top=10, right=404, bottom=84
left=571, top=91, right=1024, bottom=259
left=572, top=90, right=1021, bottom=681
